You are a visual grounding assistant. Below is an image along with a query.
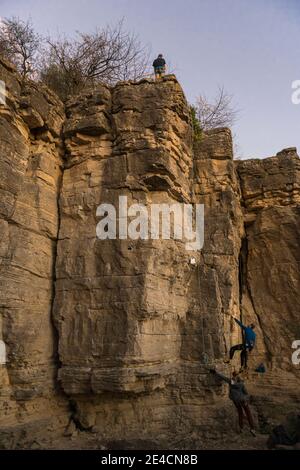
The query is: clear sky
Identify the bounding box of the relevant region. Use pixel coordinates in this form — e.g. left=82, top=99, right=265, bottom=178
left=1, top=0, right=300, bottom=158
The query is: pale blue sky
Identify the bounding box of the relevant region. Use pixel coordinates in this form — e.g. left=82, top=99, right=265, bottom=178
left=1, top=0, right=300, bottom=158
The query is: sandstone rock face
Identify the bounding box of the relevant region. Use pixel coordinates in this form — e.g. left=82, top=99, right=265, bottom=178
left=193, top=129, right=244, bottom=362
left=54, top=78, right=195, bottom=401
left=54, top=78, right=232, bottom=437
left=236, top=153, right=300, bottom=420
left=0, top=59, right=299, bottom=448
left=0, top=57, right=68, bottom=447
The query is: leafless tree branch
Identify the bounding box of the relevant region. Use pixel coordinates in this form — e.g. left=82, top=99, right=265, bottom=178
left=194, top=86, right=238, bottom=130
left=40, top=19, right=150, bottom=100
left=0, top=17, right=40, bottom=78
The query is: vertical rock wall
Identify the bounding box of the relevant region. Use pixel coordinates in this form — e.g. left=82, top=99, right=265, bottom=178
left=193, top=129, right=244, bottom=361
left=52, top=78, right=245, bottom=438
left=0, top=59, right=299, bottom=446
left=0, top=58, right=68, bottom=444
left=236, top=152, right=300, bottom=420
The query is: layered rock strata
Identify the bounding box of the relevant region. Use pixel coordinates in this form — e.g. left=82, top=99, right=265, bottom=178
left=0, top=57, right=299, bottom=447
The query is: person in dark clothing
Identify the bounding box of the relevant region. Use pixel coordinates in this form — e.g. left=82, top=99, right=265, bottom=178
left=267, top=413, right=300, bottom=449
left=210, top=368, right=256, bottom=435
left=227, top=317, right=256, bottom=369
left=153, top=54, right=166, bottom=79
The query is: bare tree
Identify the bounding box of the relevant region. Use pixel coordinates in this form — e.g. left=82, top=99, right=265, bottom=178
left=0, top=17, right=40, bottom=78
left=40, top=20, right=150, bottom=100
left=194, top=87, right=238, bottom=131
left=39, top=37, right=86, bottom=100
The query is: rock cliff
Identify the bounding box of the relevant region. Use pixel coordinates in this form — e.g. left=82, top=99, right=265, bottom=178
left=0, top=56, right=299, bottom=448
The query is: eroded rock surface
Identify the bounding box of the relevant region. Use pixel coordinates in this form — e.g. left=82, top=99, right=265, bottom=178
left=0, top=57, right=68, bottom=448
left=236, top=153, right=300, bottom=422
left=0, top=58, right=299, bottom=448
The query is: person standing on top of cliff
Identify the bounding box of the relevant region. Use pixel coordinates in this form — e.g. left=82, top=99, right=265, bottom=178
left=209, top=368, right=256, bottom=436
left=226, top=316, right=256, bottom=370
left=153, top=54, right=166, bottom=79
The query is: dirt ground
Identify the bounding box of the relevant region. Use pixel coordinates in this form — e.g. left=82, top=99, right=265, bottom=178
left=26, top=429, right=269, bottom=450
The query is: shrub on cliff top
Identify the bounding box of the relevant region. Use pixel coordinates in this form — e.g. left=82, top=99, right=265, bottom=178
left=0, top=17, right=150, bottom=100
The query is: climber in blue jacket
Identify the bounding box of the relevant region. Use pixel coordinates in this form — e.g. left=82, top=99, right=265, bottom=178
left=226, top=317, right=256, bottom=369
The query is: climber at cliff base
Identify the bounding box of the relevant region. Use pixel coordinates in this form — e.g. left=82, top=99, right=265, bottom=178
left=153, top=54, right=166, bottom=79
left=226, top=316, right=256, bottom=370
left=210, top=368, right=256, bottom=436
